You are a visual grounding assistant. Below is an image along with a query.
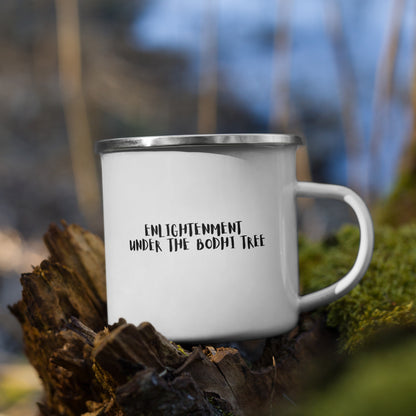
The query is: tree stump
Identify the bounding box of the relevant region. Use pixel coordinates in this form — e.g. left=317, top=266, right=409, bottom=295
left=9, top=222, right=335, bottom=416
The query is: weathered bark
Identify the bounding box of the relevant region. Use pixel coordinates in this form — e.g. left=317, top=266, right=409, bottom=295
left=10, top=221, right=335, bottom=416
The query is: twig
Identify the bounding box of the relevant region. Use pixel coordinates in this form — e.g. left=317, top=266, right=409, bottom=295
left=369, top=0, right=407, bottom=199
left=270, top=0, right=292, bottom=132
left=55, top=0, right=101, bottom=230
left=198, top=0, right=218, bottom=134
left=398, top=1, right=416, bottom=176
left=324, top=0, right=363, bottom=192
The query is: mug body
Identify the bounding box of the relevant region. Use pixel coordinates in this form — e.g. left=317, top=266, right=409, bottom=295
left=98, top=134, right=303, bottom=342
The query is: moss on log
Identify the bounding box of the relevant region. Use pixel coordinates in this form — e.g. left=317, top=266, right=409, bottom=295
left=299, top=224, right=416, bottom=353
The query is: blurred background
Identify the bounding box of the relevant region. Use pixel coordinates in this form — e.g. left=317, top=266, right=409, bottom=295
left=0, top=0, right=415, bottom=411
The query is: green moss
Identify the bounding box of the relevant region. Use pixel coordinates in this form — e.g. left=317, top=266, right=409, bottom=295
left=171, top=342, right=189, bottom=356
left=207, top=395, right=234, bottom=416
left=299, top=224, right=416, bottom=353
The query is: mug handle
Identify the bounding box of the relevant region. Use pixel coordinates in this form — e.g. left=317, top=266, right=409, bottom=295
left=296, top=182, right=374, bottom=312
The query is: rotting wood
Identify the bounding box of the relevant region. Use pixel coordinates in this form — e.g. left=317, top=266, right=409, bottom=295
left=10, top=221, right=334, bottom=416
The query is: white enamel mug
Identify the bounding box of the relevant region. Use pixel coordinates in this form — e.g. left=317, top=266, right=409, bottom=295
left=96, top=134, right=374, bottom=342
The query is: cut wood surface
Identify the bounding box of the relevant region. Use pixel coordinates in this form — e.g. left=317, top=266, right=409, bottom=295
left=10, top=222, right=335, bottom=416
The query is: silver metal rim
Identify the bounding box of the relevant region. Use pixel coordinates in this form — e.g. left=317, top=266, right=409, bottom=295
left=95, top=134, right=304, bottom=153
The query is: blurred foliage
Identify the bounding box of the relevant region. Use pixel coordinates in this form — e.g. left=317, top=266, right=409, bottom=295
left=0, top=0, right=262, bottom=237
left=299, top=224, right=416, bottom=353
left=376, top=169, right=416, bottom=227
left=0, top=363, right=42, bottom=413
left=284, top=332, right=416, bottom=416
